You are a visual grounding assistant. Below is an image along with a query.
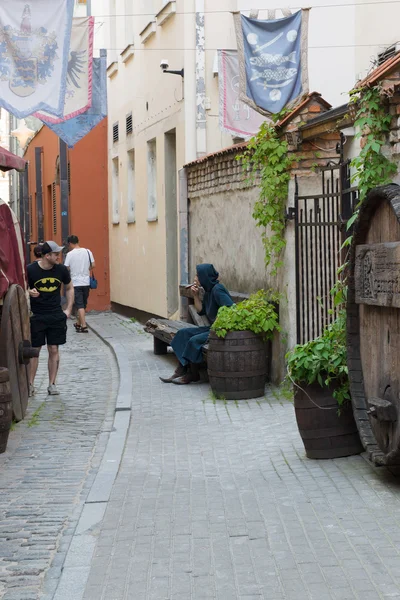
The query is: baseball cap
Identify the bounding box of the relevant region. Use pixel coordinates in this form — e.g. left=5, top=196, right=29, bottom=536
left=41, top=241, right=64, bottom=255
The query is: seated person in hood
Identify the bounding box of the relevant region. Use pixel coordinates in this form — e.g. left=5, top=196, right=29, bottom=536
left=160, top=263, right=234, bottom=385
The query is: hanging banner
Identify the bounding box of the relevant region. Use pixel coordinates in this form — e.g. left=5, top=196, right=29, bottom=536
left=0, top=0, right=74, bottom=119
left=218, top=49, right=265, bottom=138
left=234, top=10, right=310, bottom=116
left=34, top=17, right=94, bottom=124
left=43, top=53, right=107, bottom=148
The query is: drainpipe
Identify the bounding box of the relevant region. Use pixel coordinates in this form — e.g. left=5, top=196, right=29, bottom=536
left=195, top=0, right=206, bottom=157
left=179, top=167, right=189, bottom=319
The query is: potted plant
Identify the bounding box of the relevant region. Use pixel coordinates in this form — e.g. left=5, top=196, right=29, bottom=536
left=286, top=310, right=363, bottom=459
left=208, top=290, right=281, bottom=400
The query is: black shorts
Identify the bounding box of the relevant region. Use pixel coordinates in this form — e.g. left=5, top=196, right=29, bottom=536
left=30, top=312, right=67, bottom=348
left=74, top=286, right=90, bottom=309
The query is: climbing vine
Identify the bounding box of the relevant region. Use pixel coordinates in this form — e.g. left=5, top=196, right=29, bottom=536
left=239, top=120, right=296, bottom=275
left=345, top=85, right=398, bottom=236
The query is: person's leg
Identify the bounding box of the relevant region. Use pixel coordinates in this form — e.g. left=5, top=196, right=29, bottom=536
left=77, top=308, right=86, bottom=328
left=28, top=349, right=42, bottom=395
left=172, top=330, right=210, bottom=385
left=75, top=287, right=89, bottom=331
left=160, top=327, right=202, bottom=383
left=47, top=345, right=60, bottom=386
left=46, top=313, right=67, bottom=394
left=29, top=315, right=45, bottom=395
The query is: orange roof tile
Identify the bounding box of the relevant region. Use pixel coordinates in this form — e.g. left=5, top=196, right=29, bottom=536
left=357, top=51, right=400, bottom=88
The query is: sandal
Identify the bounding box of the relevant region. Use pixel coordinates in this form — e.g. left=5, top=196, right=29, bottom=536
left=74, top=323, right=82, bottom=332
left=77, top=326, right=89, bottom=333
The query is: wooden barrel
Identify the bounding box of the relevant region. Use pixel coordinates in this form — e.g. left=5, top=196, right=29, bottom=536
left=347, top=183, right=400, bottom=465
left=0, top=368, right=12, bottom=454
left=207, top=330, right=269, bottom=400
left=294, top=383, right=363, bottom=459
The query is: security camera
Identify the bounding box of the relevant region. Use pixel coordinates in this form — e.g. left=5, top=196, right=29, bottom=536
left=160, top=59, right=169, bottom=71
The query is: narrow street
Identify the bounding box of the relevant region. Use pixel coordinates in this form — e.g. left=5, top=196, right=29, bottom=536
left=0, top=321, right=117, bottom=600
left=2, top=314, right=399, bottom=600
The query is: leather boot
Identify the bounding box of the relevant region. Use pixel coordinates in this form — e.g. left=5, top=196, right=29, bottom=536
left=172, top=363, right=201, bottom=385
left=159, top=363, right=187, bottom=383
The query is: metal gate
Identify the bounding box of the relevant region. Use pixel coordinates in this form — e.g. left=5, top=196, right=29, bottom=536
left=293, top=151, right=357, bottom=344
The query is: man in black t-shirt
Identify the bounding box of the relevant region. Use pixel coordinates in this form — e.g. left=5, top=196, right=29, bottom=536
left=27, top=241, right=74, bottom=396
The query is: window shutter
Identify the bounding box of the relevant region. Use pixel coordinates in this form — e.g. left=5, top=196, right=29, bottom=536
left=126, top=113, right=133, bottom=136
left=113, top=122, right=119, bottom=143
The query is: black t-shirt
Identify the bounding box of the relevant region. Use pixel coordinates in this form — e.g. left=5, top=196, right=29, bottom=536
left=27, top=262, right=71, bottom=315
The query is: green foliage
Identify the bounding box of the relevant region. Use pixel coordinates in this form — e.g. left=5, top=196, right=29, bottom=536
left=286, top=310, right=350, bottom=407
left=239, top=122, right=296, bottom=274
left=211, top=290, right=281, bottom=340
left=346, top=86, right=398, bottom=243
left=350, top=85, right=397, bottom=203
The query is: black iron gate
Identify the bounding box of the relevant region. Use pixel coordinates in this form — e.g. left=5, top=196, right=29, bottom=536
left=293, top=150, right=357, bottom=344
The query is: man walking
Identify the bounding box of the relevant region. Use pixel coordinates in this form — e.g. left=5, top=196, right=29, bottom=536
left=27, top=241, right=74, bottom=396
left=64, top=235, right=95, bottom=333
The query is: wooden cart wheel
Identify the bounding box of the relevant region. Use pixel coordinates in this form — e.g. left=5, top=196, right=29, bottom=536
left=0, top=285, right=39, bottom=422
left=347, top=184, right=400, bottom=465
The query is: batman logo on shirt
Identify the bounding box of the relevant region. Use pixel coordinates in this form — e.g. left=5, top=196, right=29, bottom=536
left=34, top=277, right=62, bottom=293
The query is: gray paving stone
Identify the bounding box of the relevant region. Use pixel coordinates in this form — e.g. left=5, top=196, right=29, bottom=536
left=0, top=320, right=117, bottom=599
left=80, top=313, right=400, bottom=600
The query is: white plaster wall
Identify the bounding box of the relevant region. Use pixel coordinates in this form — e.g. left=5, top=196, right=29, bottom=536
left=105, top=0, right=187, bottom=317
left=355, top=1, right=400, bottom=81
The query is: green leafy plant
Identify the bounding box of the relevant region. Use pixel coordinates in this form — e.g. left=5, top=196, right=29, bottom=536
left=343, top=85, right=398, bottom=247
left=211, top=290, right=281, bottom=340
left=239, top=120, right=296, bottom=274
left=286, top=310, right=350, bottom=407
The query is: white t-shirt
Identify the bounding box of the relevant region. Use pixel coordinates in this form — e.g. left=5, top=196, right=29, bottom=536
left=64, top=247, right=95, bottom=287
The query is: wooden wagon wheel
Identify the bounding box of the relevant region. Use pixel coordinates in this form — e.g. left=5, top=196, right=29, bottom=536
left=347, top=184, right=400, bottom=465
left=0, top=284, right=39, bottom=422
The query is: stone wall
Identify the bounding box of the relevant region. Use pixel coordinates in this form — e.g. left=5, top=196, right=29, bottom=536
left=184, top=95, right=341, bottom=382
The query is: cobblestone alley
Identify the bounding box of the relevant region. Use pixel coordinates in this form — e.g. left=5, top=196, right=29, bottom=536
left=2, top=314, right=400, bottom=600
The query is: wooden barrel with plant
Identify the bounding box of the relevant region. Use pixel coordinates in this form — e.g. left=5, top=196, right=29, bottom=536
left=287, top=311, right=363, bottom=459
left=0, top=368, right=12, bottom=454
left=207, top=291, right=279, bottom=400
left=347, top=183, right=400, bottom=466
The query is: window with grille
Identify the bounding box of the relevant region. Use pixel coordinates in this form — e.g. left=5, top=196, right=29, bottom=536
left=113, top=122, right=119, bottom=144
left=52, top=182, right=57, bottom=234
left=147, top=139, right=157, bottom=221
left=112, top=158, right=120, bottom=224
left=126, top=113, right=133, bottom=136
left=127, top=150, right=135, bottom=223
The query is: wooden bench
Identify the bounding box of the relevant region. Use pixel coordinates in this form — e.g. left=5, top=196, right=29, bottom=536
left=144, top=285, right=249, bottom=357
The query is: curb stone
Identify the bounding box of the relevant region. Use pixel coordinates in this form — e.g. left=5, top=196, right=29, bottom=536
left=51, top=318, right=131, bottom=600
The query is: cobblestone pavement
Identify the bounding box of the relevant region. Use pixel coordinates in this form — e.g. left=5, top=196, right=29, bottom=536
left=83, top=314, right=400, bottom=600
left=0, top=321, right=117, bottom=600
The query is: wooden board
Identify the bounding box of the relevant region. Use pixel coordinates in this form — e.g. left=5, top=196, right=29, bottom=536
left=355, top=242, right=400, bottom=307
left=347, top=186, right=400, bottom=465
left=0, top=285, right=37, bottom=421
left=188, top=305, right=210, bottom=327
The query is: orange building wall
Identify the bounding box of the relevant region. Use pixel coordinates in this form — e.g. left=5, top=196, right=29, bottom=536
left=24, top=120, right=110, bottom=312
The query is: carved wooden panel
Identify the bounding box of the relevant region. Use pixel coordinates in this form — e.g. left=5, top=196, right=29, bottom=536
left=355, top=241, right=400, bottom=307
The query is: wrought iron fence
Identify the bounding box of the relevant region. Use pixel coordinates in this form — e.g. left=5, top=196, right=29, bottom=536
left=293, top=157, right=358, bottom=344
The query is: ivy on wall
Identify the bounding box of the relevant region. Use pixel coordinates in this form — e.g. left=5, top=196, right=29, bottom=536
left=239, top=120, right=296, bottom=276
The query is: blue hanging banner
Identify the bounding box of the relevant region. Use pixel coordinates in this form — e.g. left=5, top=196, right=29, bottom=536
left=234, top=9, right=310, bottom=116
left=42, top=51, right=107, bottom=148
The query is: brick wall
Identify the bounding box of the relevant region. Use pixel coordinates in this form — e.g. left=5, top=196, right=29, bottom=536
left=187, top=148, right=257, bottom=199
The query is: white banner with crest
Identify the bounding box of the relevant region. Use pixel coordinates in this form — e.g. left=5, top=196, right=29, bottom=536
left=35, top=17, right=94, bottom=124
left=0, top=0, right=74, bottom=118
